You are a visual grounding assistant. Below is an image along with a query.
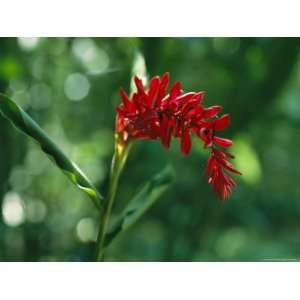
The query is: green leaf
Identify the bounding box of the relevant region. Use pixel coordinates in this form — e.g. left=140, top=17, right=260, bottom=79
left=104, top=165, right=174, bottom=247
left=0, top=93, right=103, bottom=210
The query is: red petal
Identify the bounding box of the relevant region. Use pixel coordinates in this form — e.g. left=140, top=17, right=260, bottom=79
left=196, top=91, right=205, bottom=103
left=212, top=148, right=235, bottom=159
left=119, top=88, right=132, bottom=110
left=213, top=136, right=233, bottom=148
left=160, top=114, right=172, bottom=148
left=215, top=156, right=242, bottom=175
left=205, top=156, right=216, bottom=177
left=148, top=76, right=160, bottom=105
left=134, top=76, right=146, bottom=96
left=176, top=92, right=196, bottom=104
left=132, top=93, right=140, bottom=106
left=161, top=72, right=169, bottom=86
left=169, top=81, right=182, bottom=99
left=181, top=130, right=192, bottom=155
left=156, top=72, right=169, bottom=105
left=214, top=114, right=230, bottom=130
left=203, top=105, right=222, bottom=118
left=223, top=151, right=235, bottom=159
left=224, top=163, right=242, bottom=175
left=197, top=128, right=214, bottom=148
left=184, top=105, right=204, bottom=119
left=182, top=98, right=202, bottom=116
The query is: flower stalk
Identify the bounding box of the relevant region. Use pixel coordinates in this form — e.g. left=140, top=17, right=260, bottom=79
left=95, top=134, right=132, bottom=261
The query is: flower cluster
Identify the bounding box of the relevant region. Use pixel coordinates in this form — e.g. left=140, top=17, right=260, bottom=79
left=116, top=73, right=241, bottom=200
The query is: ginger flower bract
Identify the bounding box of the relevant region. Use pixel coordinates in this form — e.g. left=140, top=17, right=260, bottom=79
left=116, top=73, right=241, bottom=200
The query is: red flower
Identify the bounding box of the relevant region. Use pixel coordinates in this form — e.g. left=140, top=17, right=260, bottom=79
left=205, top=148, right=241, bottom=200
left=116, top=73, right=241, bottom=200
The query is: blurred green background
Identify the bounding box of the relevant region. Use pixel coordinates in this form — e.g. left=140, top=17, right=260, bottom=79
left=0, top=37, right=300, bottom=261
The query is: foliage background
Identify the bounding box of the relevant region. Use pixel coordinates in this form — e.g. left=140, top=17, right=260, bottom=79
left=0, top=37, right=300, bottom=261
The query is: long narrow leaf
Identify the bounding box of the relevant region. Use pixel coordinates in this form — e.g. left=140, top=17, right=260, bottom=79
left=104, top=165, right=174, bottom=247
left=0, top=93, right=103, bottom=210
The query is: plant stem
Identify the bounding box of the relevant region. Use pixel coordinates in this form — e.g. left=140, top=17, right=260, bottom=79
left=94, top=137, right=132, bottom=261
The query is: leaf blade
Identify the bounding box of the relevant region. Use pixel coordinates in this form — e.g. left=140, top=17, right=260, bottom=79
left=104, top=165, right=174, bottom=247
left=0, top=93, right=103, bottom=209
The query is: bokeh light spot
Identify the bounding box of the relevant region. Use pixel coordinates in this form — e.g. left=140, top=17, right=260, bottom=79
left=232, top=135, right=262, bottom=185
left=2, top=192, right=25, bottom=227
left=26, top=199, right=47, bottom=223
left=0, top=57, right=22, bottom=79
left=17, top=38, right=40, bottom=51
left=9, top=166, right=32, bottom=191
left=64, top=73, right=90, bottom=101
left=72, top=38, right=109, bottom=74
left=76, top=217, right=97, bottom=243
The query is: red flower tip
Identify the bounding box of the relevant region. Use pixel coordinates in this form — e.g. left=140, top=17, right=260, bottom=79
left=116, top=73, right=241, bottom=201
left=148, top=76, right=161, bottom=104
left=214, top=114, right=230, bottom=130
left=196, top=91, right=205, bottom=103
left=170, top=81, right=182, bottom=99
left=203, top=105, right=222, bottom=118
left=205, top=149, right=240, bottom=201
left=181, top=130, right=192, bottom=155
left=161, top=72, right=170, bottom=84
left=119, top=88, right=132, bottom=110
left=134, top=76, right=146, bottom=96
left=213, top=136, right=233, bottom=148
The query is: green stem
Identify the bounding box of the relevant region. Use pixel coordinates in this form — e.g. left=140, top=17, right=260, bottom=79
left=94, top=137, right=132, bottom=261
